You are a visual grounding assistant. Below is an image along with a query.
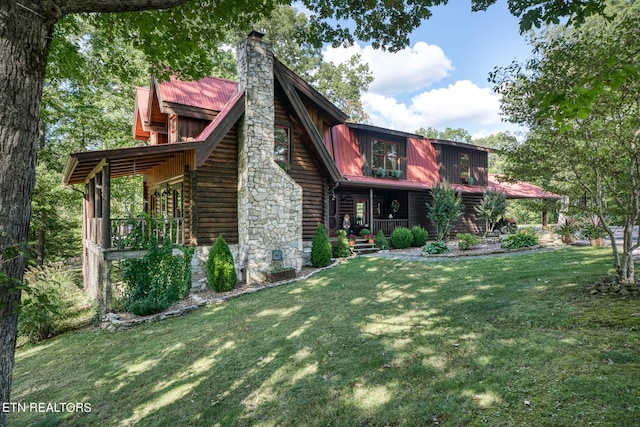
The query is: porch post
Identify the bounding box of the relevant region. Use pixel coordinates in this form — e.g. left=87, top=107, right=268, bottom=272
left=369, top=188, right=374, bottom=233
left=101, top=162, right=110, bottom=249
left=542, top=208, right=548, bottom=228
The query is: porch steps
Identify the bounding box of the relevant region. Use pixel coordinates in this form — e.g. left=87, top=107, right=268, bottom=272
left=352, top=239, right=379, bottom=255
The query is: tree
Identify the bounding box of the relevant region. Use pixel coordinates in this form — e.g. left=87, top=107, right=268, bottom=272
left=475, top=190, right=507, bottom=236
left=311, top=223, right=332, bottom=267
left=491, top=2, right=640, bottom=288
left=416, top=126, right=472, bottom=143
left=0, top=0, right=611, bottom=423
left=426, top=181, right=463, bottom=241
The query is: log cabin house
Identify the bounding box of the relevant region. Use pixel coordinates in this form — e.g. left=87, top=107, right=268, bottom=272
left=62, top=32, right=559, bottom=311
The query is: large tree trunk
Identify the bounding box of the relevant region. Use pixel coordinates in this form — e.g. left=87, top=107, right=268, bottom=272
left=0, top=3, right=55, bottom=426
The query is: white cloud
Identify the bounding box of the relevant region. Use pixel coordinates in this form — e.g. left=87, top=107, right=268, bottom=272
left=323, top=42, right=453, bottom=95
left=362, top=80, right=502, bottom=133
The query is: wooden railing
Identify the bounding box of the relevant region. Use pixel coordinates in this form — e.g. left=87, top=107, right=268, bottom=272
left=110, top=217, right=185, bottom=250
left=374, top=219, right=409, bottom=236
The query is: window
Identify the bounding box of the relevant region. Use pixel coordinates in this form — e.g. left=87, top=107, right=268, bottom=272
left=372, top=140, right=400, bottom=173
left=355, top=199, right=369, bottom=227
left=274, top=126, right=290, bottom=163
left=460, top=153, right=470, bottom=182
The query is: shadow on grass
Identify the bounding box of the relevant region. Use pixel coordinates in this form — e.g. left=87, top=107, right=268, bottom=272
left=11, top=247, right=640, bottom=426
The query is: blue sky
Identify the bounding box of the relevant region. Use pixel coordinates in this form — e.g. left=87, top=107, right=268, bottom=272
left=320, top=0, right=534, bottom=139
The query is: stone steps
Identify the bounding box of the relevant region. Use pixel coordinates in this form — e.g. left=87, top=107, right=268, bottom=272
left=352, top=239, right=379, bottom=255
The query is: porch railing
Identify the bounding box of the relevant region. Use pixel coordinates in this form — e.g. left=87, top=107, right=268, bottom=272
left=101, top=217, right=185, bottom=250
left=374, top=219, right=409, bottom=236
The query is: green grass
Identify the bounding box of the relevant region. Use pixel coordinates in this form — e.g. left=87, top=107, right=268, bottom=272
left=10, top=247, right=640, bottom=426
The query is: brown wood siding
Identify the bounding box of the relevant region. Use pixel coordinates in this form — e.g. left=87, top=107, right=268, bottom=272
left=145, top=151, right=195, bottom=190
left=408, top=191, right=435, bottom=236
left=178, top=117, right=210, bottom=142
left=275, top=94, right=329, bottom=241
left=195, top=126, right=239, bottom=244
left=182, top=165, right=192, bottom=243
left=435, top=145, right=488, bottom=186
left=451, top=193, right=483, bottom=235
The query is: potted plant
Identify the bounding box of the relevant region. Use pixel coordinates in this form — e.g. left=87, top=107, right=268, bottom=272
left=367, top=234, right=375, bottom=244
left=580, top=214, right=607, bottom=246
left=555, top=215, right=577, bottom=244
left=376, top=167, right=386, bottom=178
left=359, top=228, right=371, bottom=238
left=348, top=234, right=357, bottom=247
left=392, top=169, right=402, bottom=179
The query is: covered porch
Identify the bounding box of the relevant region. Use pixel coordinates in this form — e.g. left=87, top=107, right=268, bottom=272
left=62, top=141, right=199, bottom=312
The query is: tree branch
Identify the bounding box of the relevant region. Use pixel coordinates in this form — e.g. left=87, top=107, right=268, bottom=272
left=57, top=0, right=192, bottom=15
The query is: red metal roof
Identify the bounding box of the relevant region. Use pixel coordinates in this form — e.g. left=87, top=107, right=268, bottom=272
left=488, top=174, right=561, bottom=199
left=156, top=76, right=238, bottom=112
left=132, top=87, right=150, bottom=140
left=406, top=137, right=439, bottom=184
left=328, top=124, right=363, bottom=176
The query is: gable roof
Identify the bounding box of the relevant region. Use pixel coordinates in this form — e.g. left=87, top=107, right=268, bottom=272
left=154, top=75, right=237, bottom=113
left=488, top=174, right=561, bottom=199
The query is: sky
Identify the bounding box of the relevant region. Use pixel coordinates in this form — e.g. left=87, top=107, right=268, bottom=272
left=319, top=0, right=534, bottom=139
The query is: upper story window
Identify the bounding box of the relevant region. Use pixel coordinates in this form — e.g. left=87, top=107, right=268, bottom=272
left=460, top=153, right=471, bottom=183
left=372, top=139, right=402, bottom=178
left=274, top=126, right=290, bottom=164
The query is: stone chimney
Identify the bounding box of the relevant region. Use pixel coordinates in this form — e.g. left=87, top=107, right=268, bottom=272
left=236, top=32, right=303, bottom=284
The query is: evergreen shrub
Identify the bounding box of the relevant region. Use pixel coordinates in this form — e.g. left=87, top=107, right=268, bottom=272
left=390, top=227, right=413, bottom=249
left=332, top=229, right=352, bottom=258
left=311, top=223, right=332, bottom=267
left=207, top=235, right=237, bottom=292
left=374, top=230, right=389, bottom=250
left=411, top=226, right=429, bottom=247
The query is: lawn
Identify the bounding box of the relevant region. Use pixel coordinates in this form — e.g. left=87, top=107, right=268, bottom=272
left=10, top=247, right=640, bottom=426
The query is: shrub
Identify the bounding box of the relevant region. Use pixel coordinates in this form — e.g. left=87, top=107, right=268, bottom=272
left=359, top=228, right=371, bottom=237
left=19, top=265, right=88, bottom=343
left=311, top=223, right=332, bottom=267
left=475, top=190, right=507, bottom=236
left=426, top=181, right=463, bottom=241
left=457, top=233, right=481, bottom=251
left=390, top=227, right=413, bottom=249
left=207, top=235, right=237, bottom=292
left=411, top=226, right=429, bottom=247
left=374, top=230, right=389, bottom=250
left=422, top=240, right=450, bottom=255
left=332, top=231, right=352, bottom=258
left=501, top=228, right=539, bottom=250
left=122, top=237, right=194, bottom=314
left=18, top=283, right=64, bottom=342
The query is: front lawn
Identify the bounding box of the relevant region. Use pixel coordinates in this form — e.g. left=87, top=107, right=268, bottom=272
left=10, top=247, right=640, bottom=426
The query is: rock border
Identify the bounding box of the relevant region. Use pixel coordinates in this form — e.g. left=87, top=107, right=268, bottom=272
left=100, top=260, right=344, bottom=332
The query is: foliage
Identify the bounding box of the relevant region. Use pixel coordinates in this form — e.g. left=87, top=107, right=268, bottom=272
left=311, top=224, right=332, bottom=268
left=491, top=1, right=640, bottom=284
left=416, top=126, right=472, bottom=143
left=457, top=233, right=481, bottom=251
left=206, top=235, right=237, bottom=292
left=555, top=216, right=578, bottom=237
left=426, top=181, right=463, bottom=241
left=410, top=226, right=429, bottom=247
left=18, top=265, right=91, bottom=344
left=121, top=237, right=193, bottom=315
left=332, top=232, right=352, bottom=258
left=358, top=228, right=371, bottom=237
left=374, top=230, right=389, bottom=250
left=475, top=190, right=507, bottom=235
left=579, top=214, right=607, bottom=240
left=389, top=227, right=413, bottom=249
left=422, top=240, right=450, bottom=255
left=501, top=229, right=539, bottom=249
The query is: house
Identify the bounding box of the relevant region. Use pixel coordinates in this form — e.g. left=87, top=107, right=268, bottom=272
left=62, top=31, right=559, bottom=311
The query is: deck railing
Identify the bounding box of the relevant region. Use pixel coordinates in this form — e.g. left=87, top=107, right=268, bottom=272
left=85, top=217, right=184, bottom=250
left=374, top=219, right=409, bottom=235
left=110, top=217, right=185, bottom=250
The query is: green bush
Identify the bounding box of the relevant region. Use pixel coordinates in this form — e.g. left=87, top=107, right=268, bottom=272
left=422, top=240, right=450, bottom=255
left=501, top=229, right=539, bottom=250
left=18, top=284, right=64, bottom=342
left=457, top=233, right=481, bottom=251
left=374, top=230, right=389, bottom=250
left=359, top=228, right=371, bottom=237
left=207, top=235, right=237, bottom=292
left=332, top=232, right=352, bottom=258
left=121, top=237, right=194, bottom=313
left=390, top=227, right=413, bottom=249
left=311, top=223, right=332, bottom=267
left=426, top=181, right=463, bottom=241
left=411, top=226, right=429, bottom=247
